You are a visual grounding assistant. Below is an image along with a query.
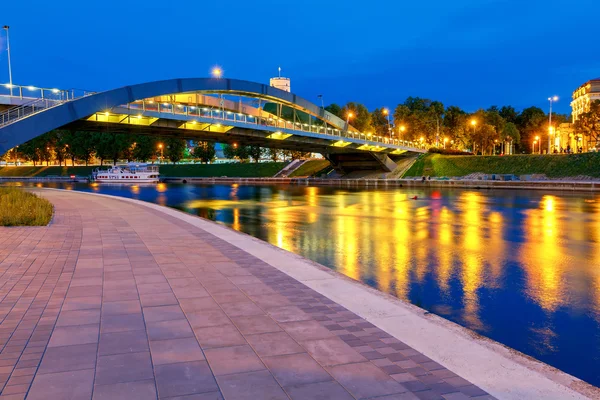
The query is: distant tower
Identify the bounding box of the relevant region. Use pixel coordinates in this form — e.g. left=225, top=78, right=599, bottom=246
left=270, top=67, right=291, bottom=92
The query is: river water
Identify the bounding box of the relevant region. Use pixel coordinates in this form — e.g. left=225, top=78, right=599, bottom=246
left=23, top=182, right=600, bottom=386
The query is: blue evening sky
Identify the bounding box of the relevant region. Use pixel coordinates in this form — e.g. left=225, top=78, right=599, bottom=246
left=1, top=0, right=598, bottom=114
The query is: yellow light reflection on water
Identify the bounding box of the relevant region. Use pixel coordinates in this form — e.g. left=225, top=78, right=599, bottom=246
left=520, top=195, right=563, bottom=313
left=458, top=191, right=485, bottom=330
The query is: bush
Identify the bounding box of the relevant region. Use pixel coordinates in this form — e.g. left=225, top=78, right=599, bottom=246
left=428, top=147, right=473, bottom=155
left=0, top=188, right=53, bottom=226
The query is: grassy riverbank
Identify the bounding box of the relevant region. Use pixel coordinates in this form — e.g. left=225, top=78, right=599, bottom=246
left=0, top=162, right=288, bottom=178
left=403, top=153, right=600, bottom=178
left=288, top=160, right=331, bottom=177
left=0, top=188, right=53, bottom=226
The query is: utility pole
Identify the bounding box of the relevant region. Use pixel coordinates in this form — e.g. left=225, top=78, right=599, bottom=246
left=3, top=26, right=13, bottom=96
left=548, top=96, right=558, bottom=154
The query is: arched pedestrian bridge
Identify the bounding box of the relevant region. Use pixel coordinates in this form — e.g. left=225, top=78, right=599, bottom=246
left=0, top=78, right=426, bottom=173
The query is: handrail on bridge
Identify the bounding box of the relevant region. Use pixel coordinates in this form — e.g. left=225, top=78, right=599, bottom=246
left=0, top=83, right=95, bottom=101
left=119, top=101, right=427, bottom=150
left=0, top=84, right=96, bottom=128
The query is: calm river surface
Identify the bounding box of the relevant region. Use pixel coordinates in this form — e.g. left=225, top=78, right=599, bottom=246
left=25, top=183, right=600, bottom=386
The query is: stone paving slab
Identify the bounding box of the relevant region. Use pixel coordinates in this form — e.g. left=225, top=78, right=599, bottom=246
left=0, top=190, right=495, bottom=400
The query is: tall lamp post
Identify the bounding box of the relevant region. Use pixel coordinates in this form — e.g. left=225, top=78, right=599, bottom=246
left=399, top=125, right=406, bottom=142
left=158, top=143, right=163, bottom=164
left=382, top=108, right=391, bottom=138
left=470, top=119, right=477, bottom=153
left=547, top=96, right=558, bottom=154
left=3, top=26, right=13, bottom=96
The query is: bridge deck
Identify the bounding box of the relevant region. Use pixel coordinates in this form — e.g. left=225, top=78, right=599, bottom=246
left=0, top=190, right=494, bottom=400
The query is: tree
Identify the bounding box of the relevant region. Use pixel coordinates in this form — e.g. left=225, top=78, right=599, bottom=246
left=192, top=141, right=216, bottom=163
left=370, top=108, right=389, bottom=136
left=340, top=102, right=371, bottom=132
left=517, top=107, right=547, bottom=153
left=223, top=144, right=250, bottom=161
left=71, top=132, right=96, bottom=166
left=132, top=135, right=158, bottom=162
left=265, top=148, right=282, bottom=162
left=502, top=122, right=520, bottom=154
left=485, top=107, right=506, bottom=138
left=499, top=106, right=519, bottom=124
left=324, top=104, right=343, bottom=119
left=575, top=100, right=600, bottom=150
left=392, top=97, right=443, bottom=145
left=165, top=138, right=186, bottom=163
left=248, top=146, right=264, bottom=163
left=443, top=106, right=468, bottom=148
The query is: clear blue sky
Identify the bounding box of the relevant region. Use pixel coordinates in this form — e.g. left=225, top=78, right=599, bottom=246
left=1, top=0, right=598, bottom=114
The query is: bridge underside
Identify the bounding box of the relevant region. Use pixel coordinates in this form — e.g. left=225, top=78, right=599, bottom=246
left=63, top=120, right=404, bottom=174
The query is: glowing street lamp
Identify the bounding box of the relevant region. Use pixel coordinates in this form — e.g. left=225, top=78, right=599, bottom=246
left=158, top=143, right=164, bottom=163
left=547, top=96, right=558, bottom=153
left=444, top=137, right=448, bottom=149
left=382, top=108, right=391, bottom=138
left=211, top=67, right=222, bottom=79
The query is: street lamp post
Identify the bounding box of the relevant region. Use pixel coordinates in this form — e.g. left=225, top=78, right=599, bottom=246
left=158, top=144, right=164, bottom=164
left=534, top=135, right=540, bottom=154
left=345, top=112, right=353, bottom=134
left=3, top=26, right=13, bottom=96
left=399, top=125, right=406, bottom=143
left=470, top=119, right=477, bottom=153
left=547, top=96, right=558, bottom=154
left=382, top=108, right=391, bottom=138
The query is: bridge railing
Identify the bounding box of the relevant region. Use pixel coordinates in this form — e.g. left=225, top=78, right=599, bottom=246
left=125, top=101, right=427, bottom=150
left=0, top=83, right=94, bottom=101
left=0, top=98, right=64, bottom=127
left=0, top=84, right=96, bottom=128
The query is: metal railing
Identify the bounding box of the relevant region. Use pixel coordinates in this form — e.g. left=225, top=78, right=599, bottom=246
left=125, top=101, right=427, bottom=151
left=0, top=84, right=95, bottom=128
left=0, top=83, right=94, bottom=101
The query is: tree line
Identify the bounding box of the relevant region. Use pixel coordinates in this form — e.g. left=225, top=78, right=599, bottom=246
left=325, top=98, right=578, bottom=154
left=0, top=130, right=314, bottom=166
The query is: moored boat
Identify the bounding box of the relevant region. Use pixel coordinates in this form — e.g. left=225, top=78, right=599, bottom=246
left=92, top=163, right=159, bottom=183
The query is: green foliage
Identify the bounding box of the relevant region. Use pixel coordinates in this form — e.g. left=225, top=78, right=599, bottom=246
left=403, top=153, right=600, bottom=178
left=0, top=188, right=53, bottom=226
left=324, top=103, right=343, bottom=118
left=248, top=146, right=264, bottom=163
left=265, top=148, right=282, bottom=162
left=503, top=122, right=520, bottom=144
left=428, top=148, right=473, bottom=155
left=341, top=102, right=371, bottom=132
left=157, top=162, right=287, bottom=177
left=192, top=141, right=216, bottom=163
left=164, top=138, right=187, bottom=163
left=132, top=135, right=158, bottom=162
left=370, top=108, right=390, bottom=136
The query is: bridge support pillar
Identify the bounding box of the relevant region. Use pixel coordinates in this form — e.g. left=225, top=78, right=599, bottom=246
left=324, top=152, right=398, bottom=176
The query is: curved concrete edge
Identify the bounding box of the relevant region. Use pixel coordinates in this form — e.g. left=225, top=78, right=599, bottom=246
left=36, top=188, right=599, bottom=400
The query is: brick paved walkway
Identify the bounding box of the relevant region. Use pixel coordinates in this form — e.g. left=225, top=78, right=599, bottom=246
left=0, top=190, right=494, bottom=400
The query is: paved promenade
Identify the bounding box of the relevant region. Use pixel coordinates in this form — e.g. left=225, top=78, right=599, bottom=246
left=0, top=189, right=516, bottom=399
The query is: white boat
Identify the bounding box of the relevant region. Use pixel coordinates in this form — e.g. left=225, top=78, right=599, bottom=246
left=92, top=163, right=160, bottom=183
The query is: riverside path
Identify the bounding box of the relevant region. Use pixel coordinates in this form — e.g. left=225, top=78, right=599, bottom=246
left=0, top=189, right=590, bottom=400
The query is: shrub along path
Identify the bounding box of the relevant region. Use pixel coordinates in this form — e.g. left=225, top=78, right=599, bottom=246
left=0, top=189, right=494, bottom=399
left=0, top=188, right=53, bottom=226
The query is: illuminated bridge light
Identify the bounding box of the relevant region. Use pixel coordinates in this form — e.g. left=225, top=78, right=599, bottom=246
left=51, top=88, right=59, bottom=93
left=27, top=86, right=37, bottom=90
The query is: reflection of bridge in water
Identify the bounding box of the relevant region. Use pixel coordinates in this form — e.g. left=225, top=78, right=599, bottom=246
left=0, top=79, right=426, bottom=173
